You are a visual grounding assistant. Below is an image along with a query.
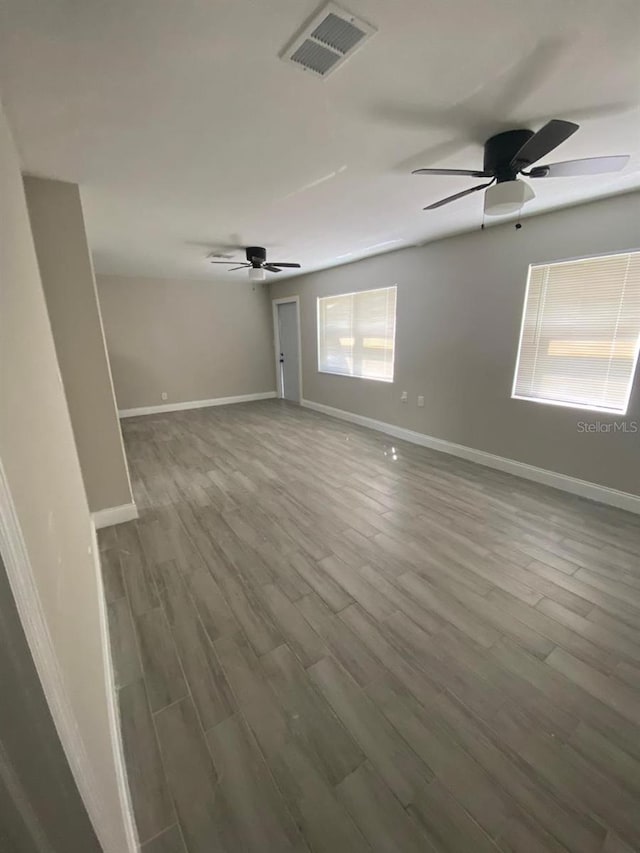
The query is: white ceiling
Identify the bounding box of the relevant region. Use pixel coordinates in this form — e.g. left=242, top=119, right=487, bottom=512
left=1, top=0, right=639, bottom=281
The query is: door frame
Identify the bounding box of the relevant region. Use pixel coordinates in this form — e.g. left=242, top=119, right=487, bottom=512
left=272, top=296, right=303, bottom=402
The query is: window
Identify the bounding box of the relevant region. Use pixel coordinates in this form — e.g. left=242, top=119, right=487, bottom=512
left=512, top=251, right=640, bottom=414
left=317, top=286, right=397, bottom=382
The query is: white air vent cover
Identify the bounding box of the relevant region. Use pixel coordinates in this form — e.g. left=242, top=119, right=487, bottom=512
left=281, top=2, right=376, bottom=78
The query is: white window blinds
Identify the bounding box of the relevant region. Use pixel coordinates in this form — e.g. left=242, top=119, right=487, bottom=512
left=512, top=251, right=640, bottom=414
left=317, top=286, right=397, bottom=382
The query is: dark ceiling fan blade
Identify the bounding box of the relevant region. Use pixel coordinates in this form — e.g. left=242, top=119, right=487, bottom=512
left=228, top=265, right=250, bottom=271
left=268, top=262, right=301, bottom=268
left=210, top=259, right=244, bottom=264
left=412, top=168, right=492, bottom=177
left=510, top=119, right=579, bottom=171
left=263, top=264, right=283, bottom=273
left=424, top=180, right=495, bottom=210
left=526, top=154, right=630, bottom=178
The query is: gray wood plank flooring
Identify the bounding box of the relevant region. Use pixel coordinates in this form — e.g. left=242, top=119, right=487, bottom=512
left=99, top=400, right=640, bottom=852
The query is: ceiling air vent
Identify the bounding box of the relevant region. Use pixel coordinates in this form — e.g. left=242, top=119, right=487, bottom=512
left=281, top=2, right=376, bottom=79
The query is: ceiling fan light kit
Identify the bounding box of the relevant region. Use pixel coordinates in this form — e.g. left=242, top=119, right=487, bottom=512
left=249, top=267, right=266, bottom=282
left=484, top=179, right=535, bottom=216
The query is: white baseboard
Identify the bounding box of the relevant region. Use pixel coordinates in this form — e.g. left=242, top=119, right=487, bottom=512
left=0, top=458, right=137, bottom=852
left=92, top=502, right=138, bottom=530
left=301, top=399, right=640, bottom=515
left=119, top=390, right=277, bottom=419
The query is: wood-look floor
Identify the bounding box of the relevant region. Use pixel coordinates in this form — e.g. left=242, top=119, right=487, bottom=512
left=99, top=400, right=640, bottom=853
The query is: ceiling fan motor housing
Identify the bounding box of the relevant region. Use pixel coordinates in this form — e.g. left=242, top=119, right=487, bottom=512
left=246, top=246, right=267, bottom=266
left=484, top=129, right=534, bottom=181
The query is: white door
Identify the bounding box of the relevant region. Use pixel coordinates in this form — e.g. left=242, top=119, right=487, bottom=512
left=276, top=301, right=300, bottom=402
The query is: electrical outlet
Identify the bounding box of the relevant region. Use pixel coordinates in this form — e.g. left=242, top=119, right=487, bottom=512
left=401, top=391, right=408, bottom=403
left=161, top=392, right=168, bottom=401
left=417, top=395, right=425, bottom=407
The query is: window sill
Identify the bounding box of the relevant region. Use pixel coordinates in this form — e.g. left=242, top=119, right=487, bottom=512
left=317, top=369, right=394, bottom=384
left=511, top=394, right=628, bottom=416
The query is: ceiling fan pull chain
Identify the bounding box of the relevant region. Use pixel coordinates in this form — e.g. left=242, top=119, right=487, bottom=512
left=514, top=201, right=524, bottom=230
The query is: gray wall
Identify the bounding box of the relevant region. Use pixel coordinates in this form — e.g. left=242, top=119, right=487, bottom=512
left=97, top=275, right=276, bottom=411
left=24, top=177, right=133, bottom=514
left=0, top=96, right=131, bottom=852
left=271, top=191, right=640, bottom=497
left=0, top=552, right=101, bottom=853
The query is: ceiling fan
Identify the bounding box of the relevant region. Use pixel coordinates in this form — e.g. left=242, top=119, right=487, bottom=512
left=412, top=120, right=630, bottom=215
left=209, top=246, right=301, bottom=281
